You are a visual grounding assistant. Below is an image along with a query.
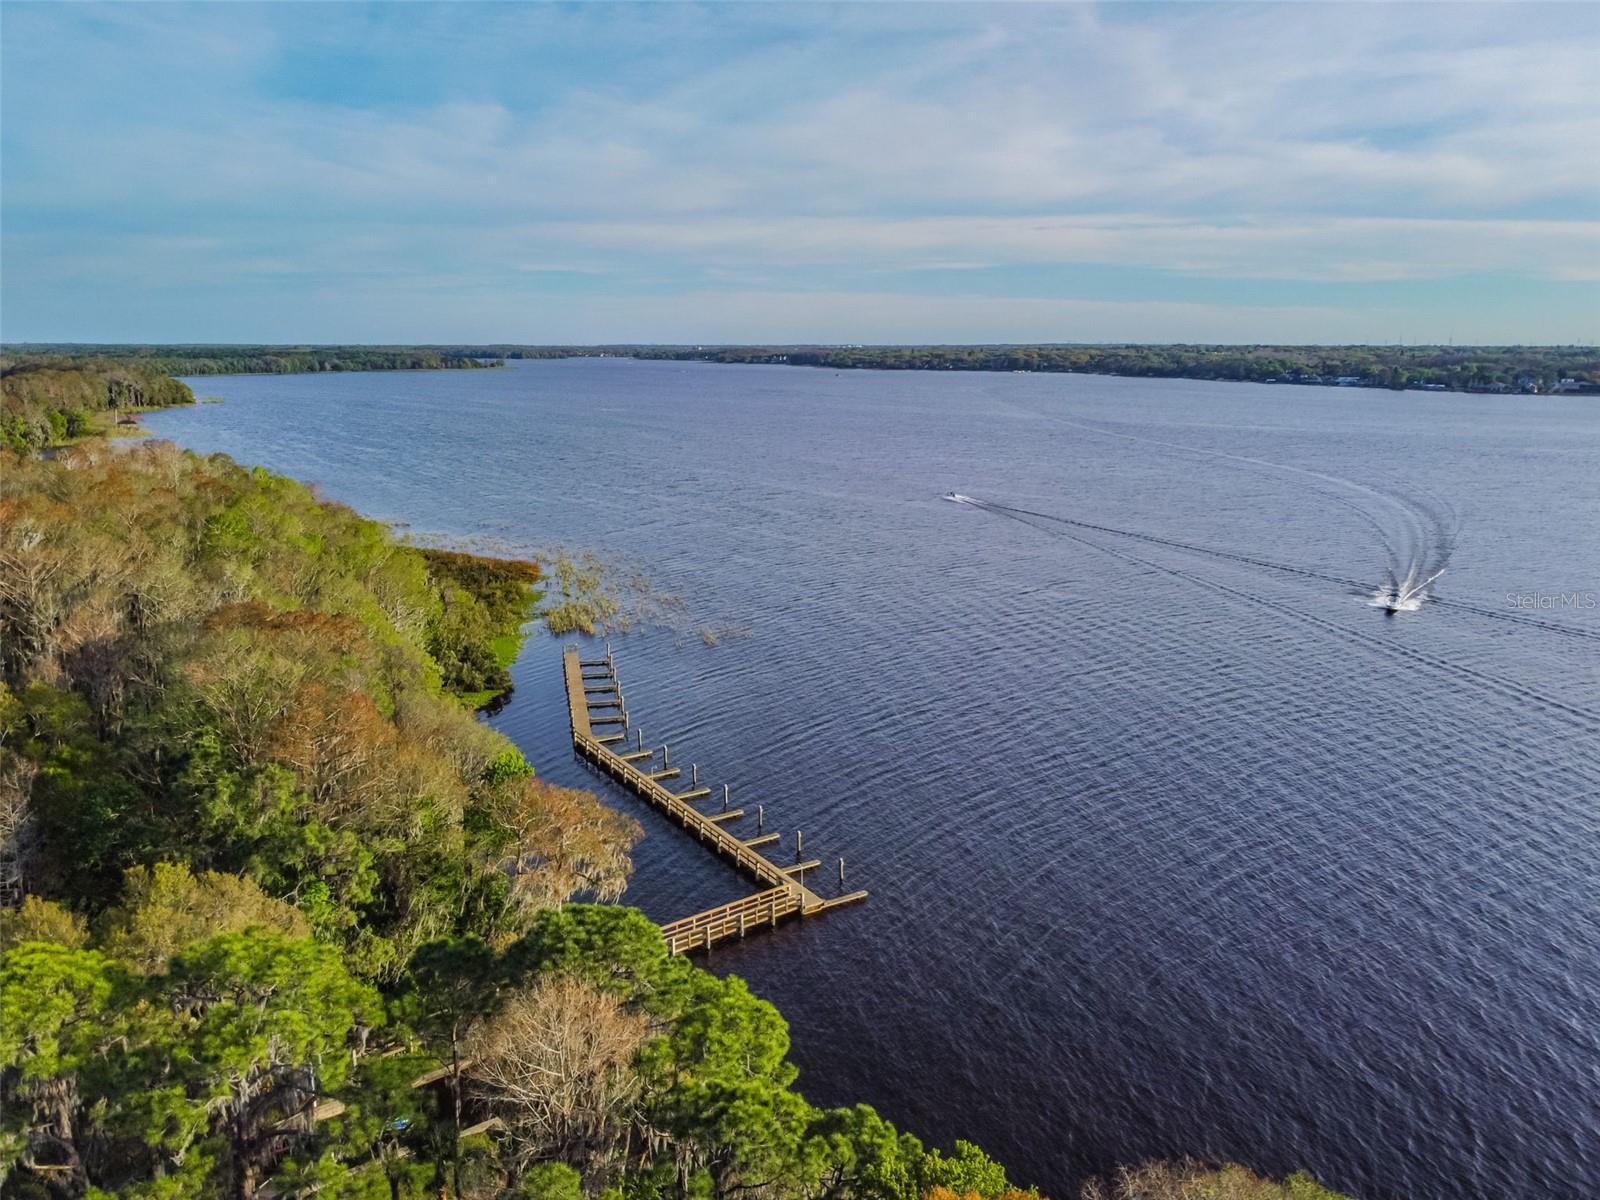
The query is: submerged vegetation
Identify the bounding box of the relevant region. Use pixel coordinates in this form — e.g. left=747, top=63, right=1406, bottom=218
left=0, top=361, right=1355, bottom=1200
left=539, top=548, right=686, bottom=638
left=542, top=548, right=626, bottom=636
left=537, top=546, right=745, bottom=647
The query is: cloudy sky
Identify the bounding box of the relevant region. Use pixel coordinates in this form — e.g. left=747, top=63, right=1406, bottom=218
left=2, top=1, right=1596, bottom=344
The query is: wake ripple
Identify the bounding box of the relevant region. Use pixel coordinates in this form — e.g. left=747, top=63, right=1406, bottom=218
left=964, top=497, right=1600, bottom=644
left=958, top=498, right=1600, bottom=731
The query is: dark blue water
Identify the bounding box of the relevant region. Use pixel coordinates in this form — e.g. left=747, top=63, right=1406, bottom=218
left=149, top=359, right=1600, bottom=1200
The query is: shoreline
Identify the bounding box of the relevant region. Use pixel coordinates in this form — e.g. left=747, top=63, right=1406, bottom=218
left=16, top=342, right=1597, bottom=398
left=169, top=361, right=506, bottom=380
left=608, top=353, right=1597, bottom=397
left=473, top=342, right=1600, bottom=397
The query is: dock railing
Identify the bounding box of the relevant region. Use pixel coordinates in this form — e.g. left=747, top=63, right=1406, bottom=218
left=563, top=645, right=866, bottom=952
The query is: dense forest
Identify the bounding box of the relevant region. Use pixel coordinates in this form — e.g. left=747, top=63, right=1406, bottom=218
left=9, top=343, right=1597, bottom=396
left=613, top=344, right=1600, bottom=394
left=2, top=347, right=501, bottom=454
left=5, top=346, right=500, bottom=378
left=0, top=358, right=196, bottom=453
left=0, top=364, right=1354, bottom=1200
left=410, top=343, right=1598, bottom=393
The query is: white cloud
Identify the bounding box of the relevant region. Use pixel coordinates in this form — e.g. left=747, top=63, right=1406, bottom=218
left=508, top=214, right=1600, bottom=284
left=2, top=1, right=1597, bottom=341
left=504, top=289, right=1374, bottom=346
left=10, top=2, right=1597, bottom=221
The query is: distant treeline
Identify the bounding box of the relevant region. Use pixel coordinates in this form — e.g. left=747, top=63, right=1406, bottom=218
left=4, top=344, right=501, bottom=376
left=11, top=342, right=1596, bottom=398
left=557, top=343, right=1597, bottom=394
left=1, top=347, right=499, bottom=451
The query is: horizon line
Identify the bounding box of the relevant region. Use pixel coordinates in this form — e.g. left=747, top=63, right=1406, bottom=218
left=7, top=340, right=1599, bottom=351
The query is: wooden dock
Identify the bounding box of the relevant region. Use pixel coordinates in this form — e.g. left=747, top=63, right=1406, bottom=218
left=563, top=646, right=866, bottom=954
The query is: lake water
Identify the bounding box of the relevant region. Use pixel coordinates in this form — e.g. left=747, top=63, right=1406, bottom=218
left=148, top=359, right=1599, bottom=1200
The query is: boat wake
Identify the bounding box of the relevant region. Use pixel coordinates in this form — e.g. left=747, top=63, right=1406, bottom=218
left=944, top=492, right=1369, bottom=592
left=942, top=490, right=1600, bottom=644
left=942, top=490, right=1600, bottom=729
left=1369, top=565, right=1446, bottom=615
left=957, top=406, right=1468, bottom=622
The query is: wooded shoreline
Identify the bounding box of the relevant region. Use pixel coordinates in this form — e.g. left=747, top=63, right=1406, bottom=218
left=1, top=359, right=1358, bottom=1200
left=513, top=343, right=1600, bottom=395
left=9, top=342, right=1597, bottom=398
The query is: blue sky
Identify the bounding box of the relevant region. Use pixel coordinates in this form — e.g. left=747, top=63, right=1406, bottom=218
left=2, top=1, right=1596, bottom=344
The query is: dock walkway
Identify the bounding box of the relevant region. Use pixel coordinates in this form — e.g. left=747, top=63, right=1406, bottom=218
left=563, top=646, right=866, bottom=953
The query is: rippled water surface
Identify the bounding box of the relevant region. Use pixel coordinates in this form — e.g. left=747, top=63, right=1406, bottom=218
left=149, top=360, right=1600, bottom=1200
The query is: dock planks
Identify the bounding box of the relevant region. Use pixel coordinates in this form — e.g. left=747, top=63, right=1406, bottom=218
left=562, top=646, right=866, bottom=952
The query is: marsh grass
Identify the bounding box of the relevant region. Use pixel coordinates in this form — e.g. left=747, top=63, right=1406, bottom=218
left=538, top=546, right=701, bottom=638
left=543, top=549, right=625, bottom=635
left=410, top=535, right=744, bottom=646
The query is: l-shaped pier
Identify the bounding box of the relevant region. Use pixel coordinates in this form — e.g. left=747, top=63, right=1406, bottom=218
left=563, top=646, right=867, bottom=954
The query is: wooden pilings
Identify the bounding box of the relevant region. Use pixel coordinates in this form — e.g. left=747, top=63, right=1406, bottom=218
left=659, top=887, right=868, bottom=955
left=561, top=646, right=867, bottom=954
